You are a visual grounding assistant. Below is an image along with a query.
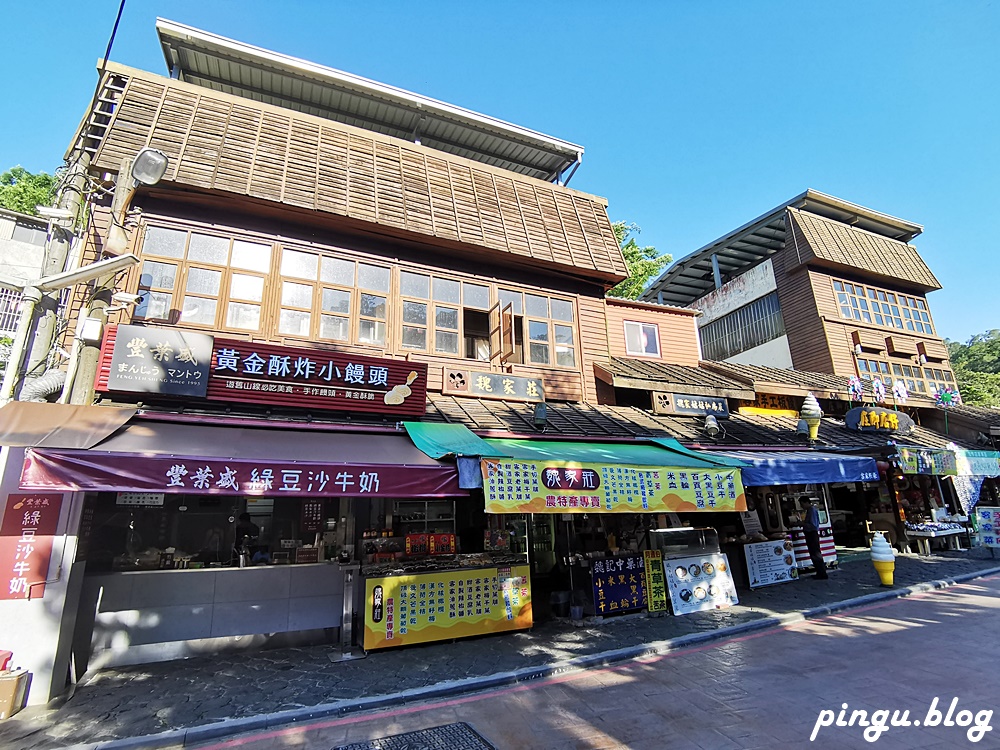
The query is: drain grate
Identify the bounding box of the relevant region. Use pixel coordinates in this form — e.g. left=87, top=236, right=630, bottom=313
left=332, top=721, right=496, bottom=750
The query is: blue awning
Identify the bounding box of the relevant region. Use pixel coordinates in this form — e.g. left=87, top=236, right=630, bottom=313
left=710, top=450, right=880, bottom=486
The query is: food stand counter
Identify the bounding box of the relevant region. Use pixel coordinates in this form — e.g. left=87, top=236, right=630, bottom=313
left=362, top=552, right=531, bottom=650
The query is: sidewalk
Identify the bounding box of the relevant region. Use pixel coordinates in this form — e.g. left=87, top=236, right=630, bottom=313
left=2, top=549, right=999, bottom=750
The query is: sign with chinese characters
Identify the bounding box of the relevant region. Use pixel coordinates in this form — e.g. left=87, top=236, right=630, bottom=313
left=1, top=493, right=63, bottom=600
left=101, top=324, right=214, bottom=396
left=652, top=393, right=730, bottom=418
left=442, top=369, right=544, bottom=403
left=363, top=564, right=532, bottom=650
left=844, top=406, right=914, bottom=435
left=663, top=553, right=738, bottom=615
left=643, top=550, right=668, bottom=613
left=116, top=492, right=165, bottom=507
left=22, top=449, right=462, bottom=498
left=591, top=555, right=646, bottom=615
left=480, top=459, right=746, bottom=514
left=207, top=339, right=428, bottom=416
left=898, top=447, right=957, bottom=476
left=744, top=539, right=798, bottom=589
left=976, top=507, right=1000, bottom=548
left=953, top=449, right=1000, bottom=477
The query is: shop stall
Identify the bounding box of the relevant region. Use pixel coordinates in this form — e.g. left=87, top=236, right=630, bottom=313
left=891, top=446, right=970, bottom=554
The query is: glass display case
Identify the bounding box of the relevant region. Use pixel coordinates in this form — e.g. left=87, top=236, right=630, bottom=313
left=393, top=499, right=456, bottom=535
left=648, top=527, right=721, bottom=560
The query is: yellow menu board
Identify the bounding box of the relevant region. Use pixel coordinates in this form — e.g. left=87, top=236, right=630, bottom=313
left=643, top=550, right=668, bottom=613
left=481, top=459, right=746, bottom=514
left=363, top=564, right=532, bottom=650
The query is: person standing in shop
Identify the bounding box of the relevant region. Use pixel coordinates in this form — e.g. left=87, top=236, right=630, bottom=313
left=803, top=500, right=828, bottom=579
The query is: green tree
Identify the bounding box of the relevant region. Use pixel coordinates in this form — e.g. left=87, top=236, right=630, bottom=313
left=0, top=166, right=56, bottom=215
left=947, top=330, right=1000, bottom=406
left=606, top=222, right=672, bottom=300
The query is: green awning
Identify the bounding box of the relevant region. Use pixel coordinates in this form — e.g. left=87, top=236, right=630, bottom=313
left=402, top=422, right=506, bottom=459
left=482, top=438, right=746, bottom=468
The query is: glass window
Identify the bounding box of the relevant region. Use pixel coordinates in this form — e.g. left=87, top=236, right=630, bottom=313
left=180, top=296, right=217, bottom=325
left=361, top=294, right=386, bottom=319
left=463, top=283, right=490, bottom=309
left=231, top=240, right=271, bottom=272
left=226, top=302, right=260, bottom=330
left=230, top=274, right=264, bottom=302
left=188, top=233, right=229, bottom=264
left=320, top=315, right=349, bottom=341
left=322, top=288, right=351, bottom=314
left=403, top=301, right=427, bottom=326
left=139, top=260, right=176, bottom=290
left=525, top=294, right=549, bottom=318
left=282, top=281, right=313, bottom=308
left=144, top=226, right=186, bottom=258
left=554, top=324, right=575, bottom=366
left=321, top=257, right=355, bottom=286
left=433, top=278, right=461, bottom=304
left=401, top=272, right=429, bottom=299
left=186, top=268, right=221, bottom=296
left=359, top=320, right=386, bottom=346
left=135, top=291, right=171, bottom=320
left=281, top=248, right=318, bottom=280
left=499, top=289, right=522, bottom=315
left=279, top=309, right=311, bottom=336
left=624, top=321, right=660, bottom=357
left=358, top=263, right=390, bottom=292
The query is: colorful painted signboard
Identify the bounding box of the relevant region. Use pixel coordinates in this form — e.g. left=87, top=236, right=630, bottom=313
left=744, top=539, right=799, bottom=589
left=363, top=564, right=532, bottom=650
left=1, top=494, right=63, bottom=600
left=898, top=447, right=957, bottom=476
left=976, top=507, right=1000, bottom=548
left=590, top=555, right=646, bottom=615
left=663, top=553, right=738, bottom=615
left=643, top=550, right=668, bottom=613
left=481, top=459, right=746, bottom=513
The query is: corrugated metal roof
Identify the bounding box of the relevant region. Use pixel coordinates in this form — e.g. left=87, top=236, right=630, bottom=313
left=596, top=358, right=755, bottom=399
left=640, top=189, right=925, bottom=307
left=156, top=19, right=584, bottom=184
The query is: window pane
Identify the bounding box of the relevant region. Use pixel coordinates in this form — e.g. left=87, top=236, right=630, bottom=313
left=139, top=260, right=176, bottom=290
left=135, top=291, right=171, bottom=320
left=231, top=240, right=271, bottom=272
left=359, top=319, right=386, bottom=346
left=436, top=306, right=458, bottom=330
left=403, top=300, right=427, bottom=325
left=833, top=281, right=844, bottom=291
left=499, top=289, right=522, bottom=315
left=186, top=267, right=221, bottom=295
left=868, top=289, right=877, bottom=299
left=878, top=291, right=887, bottom=302
left=188, top=233, right=229, bottom=264
left=320, top=256, right=355, bottom=286
left=358, top=263, right=389, bottom=292
left=144, top=226, right=186, bottom=258
left=400, top=271, right=429, bottom=299
left=320, top=315, right=349, bottom=341
left=281, top=248, right=318, bottom=279
left=551, top=298, right=574, bottom=322
left=528, top=320, right=549, bottom=342
left=861, top=311, right=872, bottom=323
left=230, top=274, right=264, bottom=302
left=529, top=342, right=549, bottom=364
left=874, top=314, right=884, bottom=325
left=361, top=294, right=386, bottom=319
left=435, top=331, right=459, bottom=354
left=279, top=309, right=311, bottom=336
left=180, top=296, right=217, bottom=325
left=463, top=283, right=490, bottom=309
left=641, top=324, right=659, bottom=354
left=554, top=324, right=574, bottom=345
left=858, top=360, right=869, bottom=372
left=322, top=288, right=351, bottom=314
left=401, top=326, right=426, bottom=349
left=556, top=346, right=575, bottom=367
left=282, top=281, right=313, bottom=308
left=226, top=302, right=260, bottom=330
left=433, top=277, right=460, bottom=304
left=525, top=293, right=548, bottom=318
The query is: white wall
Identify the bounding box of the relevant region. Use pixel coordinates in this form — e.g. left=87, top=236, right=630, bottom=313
left=724, top=334, right=794, bottom=369
left=0, top=447, right=80, bottom=704
left=693, top=259, right=777, bottom=325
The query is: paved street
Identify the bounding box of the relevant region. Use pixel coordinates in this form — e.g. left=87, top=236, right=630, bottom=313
left=1, top=550, right=998, bottom=750
left=189, top=574, right=1000, bottom=750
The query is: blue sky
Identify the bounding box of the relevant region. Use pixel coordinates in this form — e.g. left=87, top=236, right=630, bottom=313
left=4, top=2, right=998, bottom=343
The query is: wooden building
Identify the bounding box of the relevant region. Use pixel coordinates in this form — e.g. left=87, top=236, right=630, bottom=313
left=641, top=190, right=956, bottom=402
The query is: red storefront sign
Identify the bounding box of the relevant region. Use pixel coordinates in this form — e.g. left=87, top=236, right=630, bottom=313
left=0, top=493, right=63, bottom=600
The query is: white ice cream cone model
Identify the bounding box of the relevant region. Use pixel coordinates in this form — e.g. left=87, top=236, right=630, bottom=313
left=870, top=531, right=895, bottom=586
left=800, top=392, right=823, bottom=442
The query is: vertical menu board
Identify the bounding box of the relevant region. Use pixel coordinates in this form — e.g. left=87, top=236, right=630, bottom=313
left=663, top=553, right=738, bottom=615
left=643, top=550, right=668, bottom=613
left=1, top=493, right=63, bottom=600
left=590, top=555, right=646, bottom=615
left=744, top=539, right=799, bottom=588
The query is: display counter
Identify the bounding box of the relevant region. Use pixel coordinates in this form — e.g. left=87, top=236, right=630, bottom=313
left=75, top=562, right=352, bottom=670
left=361, top=553, right=531, bottom=650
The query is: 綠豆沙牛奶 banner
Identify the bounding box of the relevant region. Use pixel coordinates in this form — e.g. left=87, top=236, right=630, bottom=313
left=481, top=459, right=746, bottom=513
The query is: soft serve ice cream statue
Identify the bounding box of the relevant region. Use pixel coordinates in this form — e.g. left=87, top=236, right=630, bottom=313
left=870, top=531, right=895, bottom=586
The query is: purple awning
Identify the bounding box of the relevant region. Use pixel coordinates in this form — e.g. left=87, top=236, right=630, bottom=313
left=20, top=420, right=463, bottom=498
